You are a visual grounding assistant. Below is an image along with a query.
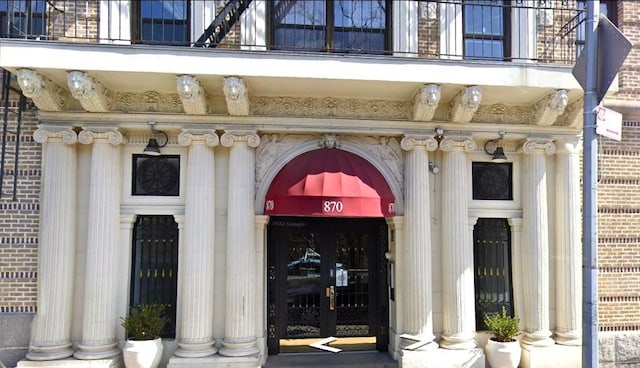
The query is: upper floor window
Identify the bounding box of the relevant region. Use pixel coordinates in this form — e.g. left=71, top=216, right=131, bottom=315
left=132, top=0, right=190, bottom=45
left=270, top=0, right=390, bottom=54
left=576, top=0, right=617, bottom=58
left=0, top=0, right=46, bottom=38
left=463, top=0, right=510, bottom=60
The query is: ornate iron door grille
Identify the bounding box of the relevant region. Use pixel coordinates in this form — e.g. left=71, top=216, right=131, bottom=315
left=131, top=215, right=179, bottom=338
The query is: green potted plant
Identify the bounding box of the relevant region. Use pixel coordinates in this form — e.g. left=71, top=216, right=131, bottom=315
left=120, top=304, right=167, bottom=368
left=483, top=306, right=521, bottom=368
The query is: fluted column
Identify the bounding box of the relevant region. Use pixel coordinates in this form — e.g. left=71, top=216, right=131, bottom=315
left=74, top=129, right=124, bottom=360
left=554, top=139, right=582, bottom=345
left=519, top=138, right=555, bottom=347
left=438, top=137, right=477, bottom=349
left=27, top=128, right=78, bottom=360
left=399, top=135, right=438, bottom=348
left=173, top=131, right=219, bottom=357
left=507, top=218, right=524, bottom=331
left=219, top=130, right=261, bottom=357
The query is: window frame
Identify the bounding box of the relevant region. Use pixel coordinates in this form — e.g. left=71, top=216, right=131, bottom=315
left=462, top=0, right=511, bottom=61
left=0, top=0, right=46, bottom=38
left=131, top=0, right=191, bottom=46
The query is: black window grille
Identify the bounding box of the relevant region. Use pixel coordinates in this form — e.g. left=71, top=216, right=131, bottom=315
left=463, top=0, right=511, bottom=61
left=132, top=155, right=180, bottom=196
left=575, top=1, right=617, bottom=58
left=473, top=218, right=514, bottom=331
left=131, top=215, right=179, bottom=338
left=132, top=0, right=190, bottom=46
left=472, top=162, right=513, bottom=200
left=270, top=0, right=390, bottom=54
left=0, top=0, right=46, bottom=38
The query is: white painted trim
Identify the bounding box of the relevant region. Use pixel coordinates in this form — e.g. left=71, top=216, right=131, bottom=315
left=99, top=0, right=131, bottom=44
left=393, top=0, right=418, bottom=56
left=241, top=0, right=267, bottom=51
left=192, top=1, right=217, bottom=45
left=440, top=1, right=463, bottom=60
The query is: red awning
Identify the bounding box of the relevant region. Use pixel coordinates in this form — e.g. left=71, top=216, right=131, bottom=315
left=265, top=149, right=395, bottom=217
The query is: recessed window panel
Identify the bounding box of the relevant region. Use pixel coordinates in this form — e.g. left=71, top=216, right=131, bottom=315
left=472, top=162, right=513, bottom=200
left=132, top=155, right=180, bottom=196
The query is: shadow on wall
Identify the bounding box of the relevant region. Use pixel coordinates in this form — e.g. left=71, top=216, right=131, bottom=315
left=0, top=314, right=32, bottom=368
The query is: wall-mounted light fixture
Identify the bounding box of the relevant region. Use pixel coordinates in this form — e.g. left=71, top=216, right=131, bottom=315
left=484, top=132, right=508, bottom=163
left=429, top=161, right=440, bottom=174
left=143, top=121, right=168, bottom=156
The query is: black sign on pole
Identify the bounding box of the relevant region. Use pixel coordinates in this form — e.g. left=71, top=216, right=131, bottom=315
left=572, top=14, right=632, bottom=105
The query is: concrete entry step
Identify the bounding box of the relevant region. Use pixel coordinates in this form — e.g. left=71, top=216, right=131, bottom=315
left=264, top=351, right=398, bottom=368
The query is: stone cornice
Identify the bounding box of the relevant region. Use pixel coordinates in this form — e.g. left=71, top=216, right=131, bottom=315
left=177, top=75, right=208, bottom=115
left=16, top=69, right=68, bottom=111
left=223, top=77, right=250, bottom=116
left=449, top=86, right=482, bottom=123
left=400, top=135, right=439, bottom=151
left=66, top=71, right=112, bottom=112
left=33, top=128, right=77, bottom=144
left=220, top=130, right=260, bottom=148
left=177, top=130, right=219, bottom=147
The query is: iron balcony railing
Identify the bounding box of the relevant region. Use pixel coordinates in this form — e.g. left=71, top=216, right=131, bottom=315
left=0, top=0, right=585, bottom=65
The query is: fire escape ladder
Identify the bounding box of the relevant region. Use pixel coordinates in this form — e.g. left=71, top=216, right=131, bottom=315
left=0, top=68, right=25, bottom=200
left=195, top=0, right=253, bottom=47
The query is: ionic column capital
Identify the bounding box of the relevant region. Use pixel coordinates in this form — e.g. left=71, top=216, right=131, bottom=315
left=220, top=130, right=260, bottom=148
left=78, top=129, right=125, bottom=145
left=439, top=136, right=476, bottom=153
left=33, top=128, right=77, bottom=144
left=178, top=130, right=219, bottom=147
left=519, top=138, right=556, bottom=155
left=400, top=135, right=438, bottom=151
left=555, top=138, right=581, bottom=154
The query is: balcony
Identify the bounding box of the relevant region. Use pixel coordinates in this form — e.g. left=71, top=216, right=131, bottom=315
left=0, top=0, right=587, bottom=129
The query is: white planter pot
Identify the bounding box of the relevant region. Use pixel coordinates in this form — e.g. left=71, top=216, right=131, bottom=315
left=123, top=338, right=163, bottom=368
left=485, top=338, right=521, bottom=368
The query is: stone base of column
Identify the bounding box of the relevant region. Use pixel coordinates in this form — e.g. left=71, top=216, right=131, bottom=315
left=521, top=330, right=555, bottom=347
left=73, top=341, right=121, bottom=360
left=520, top=344, right=580, bottom=368
left=554, top=330, right=581, bottom=346
left=440, top=333, right=478, bottom=350
left=168, top=354, right=262, bottom=368
left=26, top=343, right=74, bottom=361
left=218, top=340, right=259, bottom=357
left=18, top=356, right=123, bottom=368
left=400, top=348, right=484, bottom=368
left=173, top=340, right=217, bottom=358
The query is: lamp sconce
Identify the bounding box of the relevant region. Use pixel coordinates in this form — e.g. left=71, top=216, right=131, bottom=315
left=143, top=121, right=168, bottom=156
left=429, top=161, right=440, bottom=174
left=484, top=132, right=508, bottom=163
left=434, top=127, right=444, bottom=142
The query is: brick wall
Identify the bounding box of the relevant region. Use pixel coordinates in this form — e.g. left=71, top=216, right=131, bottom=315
left=0, top=93, right=40, bottom=315
left=597, top=0, right=640, bottom=332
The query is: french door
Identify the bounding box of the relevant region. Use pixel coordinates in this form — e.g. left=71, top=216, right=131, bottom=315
left=267, top=217, right=388, bottom=354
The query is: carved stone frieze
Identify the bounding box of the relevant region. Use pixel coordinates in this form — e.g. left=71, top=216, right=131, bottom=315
left=223, top=77, right=250, bottom=116
left=412, top=84, right=441, bottom=122
left=114, top=91, right=183, bottom=113
left=252, top=96, right=408, bottom=120
left=474, top=103, right=530, bottom=125
left=449, top=86, right=482, bottom=123
left=16, top=69, right=68, bottom=111
left=66, top=71, right=112, bottom=112
left=177, top=75, right=208, bottom=115
left=531, top=90, right=569, bottom=126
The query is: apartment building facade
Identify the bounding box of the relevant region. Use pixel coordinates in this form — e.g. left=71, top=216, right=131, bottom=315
left=0, top=1, right=638, bottom=367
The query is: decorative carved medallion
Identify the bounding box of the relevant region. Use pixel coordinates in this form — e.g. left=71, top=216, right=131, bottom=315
left=474, top=103, right=530, bottom=125
left=114, top=91, right=183, bottom=113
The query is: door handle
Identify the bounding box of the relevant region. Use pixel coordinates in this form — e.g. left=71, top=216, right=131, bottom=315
left=326, top=286, right=335, bottom=310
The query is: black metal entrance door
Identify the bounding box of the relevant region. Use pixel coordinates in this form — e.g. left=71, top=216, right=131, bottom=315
left=267, top=217, right=388, bottom=354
